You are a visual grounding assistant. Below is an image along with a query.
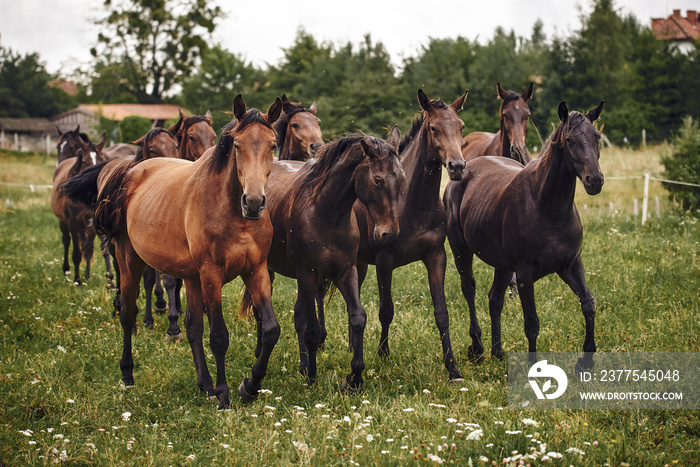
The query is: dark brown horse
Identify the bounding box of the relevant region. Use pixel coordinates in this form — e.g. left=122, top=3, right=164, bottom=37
left=242, top=128, right=404, bottom=391
left=274, top=94, right=323, bottom=160
left=94, top=95, right=282, bottom=408
left=51, top=132, right=106, bottom=284
left=55, top=126, right=105, bottom=164
left=462, top=82, right=533, bottom=165
left=349, top=89, right=468, bottom=382
left=444, top=101, right=604, bottom=370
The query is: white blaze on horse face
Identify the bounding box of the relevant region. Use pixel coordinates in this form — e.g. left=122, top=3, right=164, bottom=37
left=90, top=151, right=97, bottom=165
left=59, top=141, right=67, bottom=154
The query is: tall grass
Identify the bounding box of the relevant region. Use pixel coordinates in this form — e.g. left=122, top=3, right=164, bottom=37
left=1, top=147, right=698, bottom=465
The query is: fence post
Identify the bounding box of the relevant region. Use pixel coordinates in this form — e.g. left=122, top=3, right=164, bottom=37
left=46, top=134, right=51, bottom=156
left=634, top=199, right=638, bottom=216
left=14, top=132, right=19, bottom=151
left=642, top=128, right=646, bottom=149
left=655, top=196, right=660, bottom=218
left=642, top=173, right=650, bottom=225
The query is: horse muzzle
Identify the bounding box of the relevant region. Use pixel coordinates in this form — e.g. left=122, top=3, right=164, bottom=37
left=583, top=173, right=604, bottom=195
left=241, top=193, right=267, bottom=220
left=447, top=159, right=466, bottom=181
left=373, top=226, right=399, bottom=244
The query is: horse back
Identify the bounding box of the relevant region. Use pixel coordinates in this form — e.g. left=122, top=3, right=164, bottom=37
left=461, top=131, right=498, bottom=162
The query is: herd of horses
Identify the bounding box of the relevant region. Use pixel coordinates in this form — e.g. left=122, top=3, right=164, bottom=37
left=52, top=85, right=605, bottom=408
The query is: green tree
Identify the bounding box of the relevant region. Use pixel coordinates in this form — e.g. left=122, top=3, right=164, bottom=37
left=0, top=46, right=75, bottom=118
left=90, top=0, right=221, bottom=103
left=662, top=117, right=700, bottom=211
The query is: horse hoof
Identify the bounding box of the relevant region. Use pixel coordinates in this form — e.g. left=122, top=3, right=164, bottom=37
left=449, top=377, right=466, bottom=385
left=575, top=357, right=594, bottom=376
left=144, top=321, right=154, bottom=330
left=238, top=379, right=258, bottom=403
left=467, top=346, right=484, bottom=364
left=155, top=307, right=167, bottom=315
left=165, top=333, right=183, bottom=343
left=341, top=378, right=363, bottom=394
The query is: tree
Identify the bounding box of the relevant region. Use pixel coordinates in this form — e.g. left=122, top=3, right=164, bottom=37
left=0, top=46, right=76, bottom=118
left=90, top=0, right=222, bottom=103
left=662, top=117, right=700, bottom=211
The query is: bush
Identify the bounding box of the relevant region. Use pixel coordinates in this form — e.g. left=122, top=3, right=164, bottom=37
left=119, top=115, right=153, bottom=144
left=661, top=116, right=700, bottom=212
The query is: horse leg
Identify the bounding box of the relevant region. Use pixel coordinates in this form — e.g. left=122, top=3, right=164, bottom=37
left=101, top=236, right=115, bottom=289
left=110, top=244, right=121, bottom=319
left=512, top=269, right=538, bottom=363
left=198, top=271, right=230, bottom=409
left=115, top=243, right=146, bottom=386
left=335, top=266, right=366, bottom=393
left=154, top=271, right=167, bottom=313
left=315, top=281, right=327, bottom=350
left=488, top=269, right=514, bottom=361
left=69, top=222, right=83, bottom=284
left=162, top=274, right=182, bottom=340
left=252, top=270, right=275, bottom=359
left=448, top=232, right=483, bottom=362
left=60, top=221, right=71, bottom=275
left=82, top=228, right=95, bottom=280
left=142, top=266, right=156, bottom=329
left=375, top=253, right=395, bottom=358
left=183, top=279, right=215, bottom=399
left=350, top=262, right=369, bottom=349
left=240, top=265, right=281, bottom=402
left=558, top=256, right=597, bottom=371
left=294, top=269, right=321, bottom=385
left=423, top=246, right=463, bottom=381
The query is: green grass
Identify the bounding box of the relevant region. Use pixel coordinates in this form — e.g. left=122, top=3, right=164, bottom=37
left=1, top=147, right=699, bottom=465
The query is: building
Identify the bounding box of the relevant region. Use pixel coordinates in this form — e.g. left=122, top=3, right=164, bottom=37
left=651, top=9, right=700, bottom=54
left=51, top=103, right=184, bottom=134
left=0, top=117, right=56, bottom=152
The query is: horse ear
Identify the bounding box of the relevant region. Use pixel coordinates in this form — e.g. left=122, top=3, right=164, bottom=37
left=233, top=94, right=247, bottom=121
left=418, top=89, right=432, bottom=111
left=56, top=125, right=63, bottom=137
left=74, top=125, right=80, bottom=134
left=168, top=110, right=184, bottom=134
left=388, top=124, right=400, bottom=150
left=557, top=101, right=569, bottom=123
left=204, top=110, right=212, bottom=122
left=266, top=97, right=283, bottom=124
left=497, top=82, right=508, bottom=101
left=586, top=100, right=605, bottom=123
left=97, top=133, right=106, bottom=150
left=309, top=102, right=318, bottom=115
left=451, top=90, right=468, bottom=112
left=522, top=82, right=534, bottom=101
left=132, top=135, right=145, bottom=146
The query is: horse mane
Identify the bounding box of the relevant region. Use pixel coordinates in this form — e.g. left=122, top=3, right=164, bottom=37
left=208, top=109, right=272, bottom=174
left=540, top=111, right=588, bottom=156
left=501, top=91, right=522, bottom=107
left=134, top=128, right=174, bottom=162
left=399, top=98, right=449, bottom=153
left=176, top=115, right=210, bottom=141
left=290, top=134, right=366, bottom=210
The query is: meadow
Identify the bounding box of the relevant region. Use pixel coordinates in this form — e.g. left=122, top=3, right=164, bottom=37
left=1, top=146, right=698, bottom=466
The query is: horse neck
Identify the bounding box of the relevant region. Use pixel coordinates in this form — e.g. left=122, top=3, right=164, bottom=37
left=220, top=155, right=244, bottom=209
left=532, top=142, right=577, bottom=218
left=312, top=154, right=363, bottom=223
left=279, top=133, right=299, bottom=161
left=401, top=132, right=443, bottom=214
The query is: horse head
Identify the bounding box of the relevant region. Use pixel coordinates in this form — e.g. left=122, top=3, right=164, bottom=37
left=68, top=132, right=106, bottom=176
left=497, top=82, right=533, bottom=165
left=557, top=100, right=605, bottom=195
left=275, top=94, right=323, bottom=160
left=232, top=94, right=282, bottom=220
left=169, top=109, right=216, bottom=161
left=417, top=89, right=468, bottom=181
left=133, top=128, right=179, bottom=161
left=356, top=126, right=405, bottom=244
left=56, top=125, right=91, bottom=163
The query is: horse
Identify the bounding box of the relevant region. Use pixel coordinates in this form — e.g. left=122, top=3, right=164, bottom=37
left=55, top=126, right=104, bottom=164
left=241, top=128, right=404, bottom=392
left=94, top=94, right=282, bottom=408
left=103, top=143, right=138, bottom=159
left=50, top=132, right=107, bottom=284
left=343, top=89, right=469, bottom=383
left=462, top=82, right=533, bottom=165
left=274, top=94, right=323, bottom=161
left=443, top=100, right=604, bottom=371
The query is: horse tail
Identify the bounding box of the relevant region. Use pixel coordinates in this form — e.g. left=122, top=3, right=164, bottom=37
left=60, top=161, right=108, bottom=207
left=238, top=287, right=255, bottom=320
left=94, top=161, right=136, bottom=249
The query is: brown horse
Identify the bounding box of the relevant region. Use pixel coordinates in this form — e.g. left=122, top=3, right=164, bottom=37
left=274, top=94, right=323, bottom=160
left=242, top=128, right=404, bottom=391
left=94, top=95, right=282, bottom=408
left=444, top=101, right=604, bottom=370
left=347, top=89, right=468, bottom=382
left=103, top=143, right=138, bottom=159
left=168, top=109, right=216, bottom=161
left=55, top=126, right=105, bottom=164
left=51, top=132, right=106, bottom=284
left=462, top=82, right=533, bottom=165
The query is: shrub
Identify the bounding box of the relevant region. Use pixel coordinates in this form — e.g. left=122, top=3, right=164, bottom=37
left=119, top=115, right=153, bottom=144
left=661, top=116, right=700, bottom=212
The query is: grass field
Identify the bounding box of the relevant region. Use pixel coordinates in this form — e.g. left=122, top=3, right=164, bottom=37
left=1, top=146, right=698, bottom=466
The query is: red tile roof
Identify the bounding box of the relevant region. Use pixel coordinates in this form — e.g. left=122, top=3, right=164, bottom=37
left=652, top=9, right=700, bottom=42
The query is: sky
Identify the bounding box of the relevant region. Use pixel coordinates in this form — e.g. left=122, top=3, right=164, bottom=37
left=0, top=0, right=698, bottom=75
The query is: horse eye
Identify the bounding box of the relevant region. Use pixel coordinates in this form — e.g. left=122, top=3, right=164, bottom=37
left=373, top=177, right=384, bottom=188
left=291, top=123, right=299, bottom=129
left=272, top=144, right=278, bottom=152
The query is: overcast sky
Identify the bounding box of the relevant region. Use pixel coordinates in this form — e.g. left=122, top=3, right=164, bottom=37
left=1, top=0, right=698, bottom=75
